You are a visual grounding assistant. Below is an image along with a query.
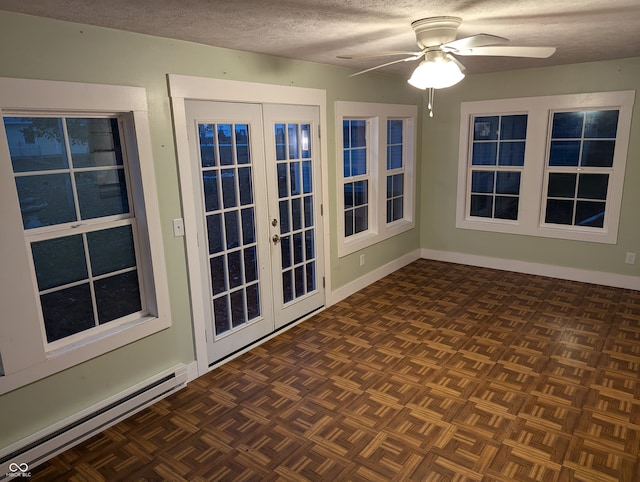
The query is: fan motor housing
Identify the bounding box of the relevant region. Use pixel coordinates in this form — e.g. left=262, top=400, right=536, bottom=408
left=411, top=16, right=462, bottom=48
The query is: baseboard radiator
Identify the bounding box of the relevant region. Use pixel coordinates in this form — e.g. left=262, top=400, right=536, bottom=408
left=0, top=364, right=188, bottom=479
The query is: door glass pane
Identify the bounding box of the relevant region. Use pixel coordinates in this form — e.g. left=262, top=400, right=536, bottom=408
left=198, top=121, right=261, bottom=337
left=199, top=123, right=217, bottom=167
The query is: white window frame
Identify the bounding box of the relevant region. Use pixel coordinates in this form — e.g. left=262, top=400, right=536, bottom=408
left=336, top=101, right=417, bottom=257
left=0, top=78, right=171, bottom=395
left=456, top=91, right=635, bottom=244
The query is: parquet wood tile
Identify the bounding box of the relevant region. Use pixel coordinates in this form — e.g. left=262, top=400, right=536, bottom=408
left=31, top=259, right=640, bottom=481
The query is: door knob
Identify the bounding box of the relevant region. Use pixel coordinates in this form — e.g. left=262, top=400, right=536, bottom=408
left=272, top=234, right=280, bottom=244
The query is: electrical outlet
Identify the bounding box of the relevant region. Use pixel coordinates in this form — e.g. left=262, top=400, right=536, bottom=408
left=359, top=254, right=365, bottom=266
left=625, top=252, right=636, bottom=264
left=173, top=218, right=185, bottom=237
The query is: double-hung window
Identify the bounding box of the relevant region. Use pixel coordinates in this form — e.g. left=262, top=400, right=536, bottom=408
left=336, top=102, right=417, bottom=257
left=0, top=78, right=171, bottom=394
left=457, top=91, right=634, bottom=244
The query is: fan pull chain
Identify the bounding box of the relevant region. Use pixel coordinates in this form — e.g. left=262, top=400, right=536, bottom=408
left=427, top=88, right=434, bottom=117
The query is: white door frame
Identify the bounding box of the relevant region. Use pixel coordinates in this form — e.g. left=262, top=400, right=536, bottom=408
left=168, top=74, right=330, bottom=378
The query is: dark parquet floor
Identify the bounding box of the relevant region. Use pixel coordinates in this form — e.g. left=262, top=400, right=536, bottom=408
left=33, top=259, right=640, bottom=481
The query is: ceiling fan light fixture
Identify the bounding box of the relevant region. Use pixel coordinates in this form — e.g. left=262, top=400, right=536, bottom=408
left=407, top=51, right=465, bottom=90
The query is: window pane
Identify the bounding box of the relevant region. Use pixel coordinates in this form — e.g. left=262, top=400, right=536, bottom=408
left=472, top=142, right=497, bottom=165
left=549, top=141, right=580, bottom=166
left=388, top=174, right=404, bottom=197
left=293, top=232, right=304, bottom=264
left=344, top=182, right=354, bottom=209
left=282, top=270, right=293, bottom=303
left=288, top=124, right=299, bottom=159
left=76, top=169, right=129, bottom=219
left=391, top=197, right=403, bottom=221
left=277, top=163, right=288, bottom=198
left=354, top=206, right=368, bottom=233
left=344, top=210, right=354, bottom=237
left=305, top=229, right=315, bottom=260
left=354, top=180, right=368, bottom=206
left=295, top=266, right=305, bottom=297
left=210, top=255, right=226, bottom=295
left=581, top=140, right=615, bottom=167
left=31, top=235, right=87, bottom=291
left=217, top=124, right=233, bottom=165
left=241, top=207, right=256, bottom=244
left=199, top=123, right=216, bottom=167
left=87, top=225, right=136, bottom=277
left=235, top=124, right=250, bottom=164
left=306, top=262, right=316, bottom=293
left=471, top=171, right=494, bottom=193
left=69, top=118, right=122, bottom=168
left=498, top=142, right=525, bottom=166
left=15, top=173, right=76, bottom=228
left=470, top=195, right=492, bottom=217
left=343, top=150, right=351, bottom=178
left=584, top=110, right=618, bottom=138
left=387, top=119, right=403, bottom=144
left=95, top=271, right=142, bottom=324
left=387, top=145, right=402, bottom=169
left=4, top=117, right=68, bottom=172
left=303, top=196, right=313, bottom=227
left=244, top=247, right=258, bottom=283
left=224, top=211, right=240, bottom=249
left=238, top=167, right=253, bottom=205
left=474, top=116, right=499, bottom=140
left=227, top=251, right=242, bottom=289
left=577, top=174, right=609, bottom=200
left=221, top=169, right=237, bottom=208
left=301, top=124, right=311, bottom=159
left=349, top=120, right=366, bottom=148
left=274, top=124, right=286, bottom=161
left=207, top=213, right=223, bottom=254
left=496, top=172, right=521, bottom=195
left=203, top=171, right=220, bottom=212
left=545, top=199, right=574, bottom=224
left=351, top=149, right=366, bottom=176
left=302, top=160, right=312, bottom=194
left=41, top=283, right=95, bottom=342
left=281, top=235, right=292, bottom=268
left=214, top=296, right=230, bottom=334
left=247, top=284, right=260, bottom=320
left=552, top=112, right=584, bottom=138
left=279, top=200, right=290, bottom=234
left=548, top=173, right=576, bottom=198
left=500, top=115, right=527, bottom=140
left=291, top=198, right=302, bottom=231
left=290, top=162, right=301, bottom=195
left=576, top=201, right=605, bottom=227
left=495, top=196, right=519, bottom=220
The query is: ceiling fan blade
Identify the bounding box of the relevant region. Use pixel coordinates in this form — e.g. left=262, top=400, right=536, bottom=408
left=338, top=51, right=422, bottom=60
left=446, top=53, right=466, bottom=73
left=442, top=34, right=509, bottom=51
left=348, top=55, right=423, bottom=77
left=455, top=46, right=556, bottom=58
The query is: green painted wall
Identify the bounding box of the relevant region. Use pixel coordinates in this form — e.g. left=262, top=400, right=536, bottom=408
left=0, top=11, right=420, bottom=448
left=420, top=57, right=640, bottom=276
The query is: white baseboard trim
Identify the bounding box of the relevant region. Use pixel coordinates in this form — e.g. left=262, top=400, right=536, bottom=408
left=421, top=248, right=640, bottom=290
left=0, top=364, right=189, bottom=479
left=328, top=249, right=421, bottom=306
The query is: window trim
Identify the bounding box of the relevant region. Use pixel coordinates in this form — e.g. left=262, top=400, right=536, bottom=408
left=456, top=91, right=635, bottom=244
left=0, top=78, right=171, bottom=395
left=336, top=101, right=417, bottom=257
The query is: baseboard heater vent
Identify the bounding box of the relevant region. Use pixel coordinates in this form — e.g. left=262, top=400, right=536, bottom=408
left=0, top=364, right=188, bottom=479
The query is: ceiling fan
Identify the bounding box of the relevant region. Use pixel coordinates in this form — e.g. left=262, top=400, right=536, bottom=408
left=338, top=17, right=556, bottom=115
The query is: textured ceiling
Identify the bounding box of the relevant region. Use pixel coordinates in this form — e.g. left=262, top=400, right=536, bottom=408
left=1, top=0, right=640, bottom=77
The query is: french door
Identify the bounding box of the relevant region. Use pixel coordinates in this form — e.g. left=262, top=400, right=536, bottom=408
left=185, top=100, right=324, bottom=364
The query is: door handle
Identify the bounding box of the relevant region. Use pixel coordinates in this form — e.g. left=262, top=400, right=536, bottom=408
left=272, top=234, right=280, bottom=244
